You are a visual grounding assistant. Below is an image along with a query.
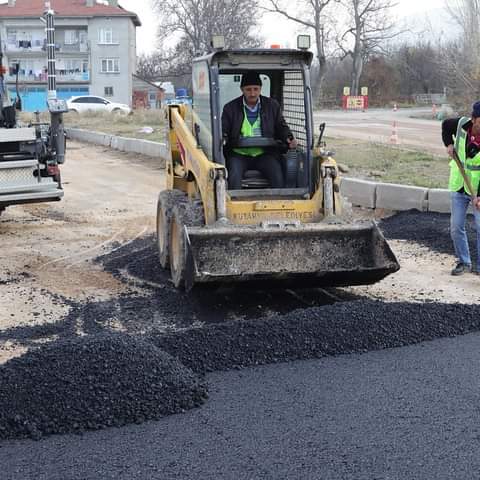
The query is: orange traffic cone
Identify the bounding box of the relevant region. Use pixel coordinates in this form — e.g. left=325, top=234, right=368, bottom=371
left=432, top=103, right=437, bottom=119
left=389, top=121, right=399, bottom=144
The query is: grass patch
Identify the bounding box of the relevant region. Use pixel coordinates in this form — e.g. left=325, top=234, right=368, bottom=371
left=18, top=111, right=448, bottom=188
left=20, top=110, right=167, bottom=144
left=326, top=136, right=449, bottom=189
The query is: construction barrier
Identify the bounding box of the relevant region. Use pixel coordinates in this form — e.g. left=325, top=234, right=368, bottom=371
left=342, top=95, right=368, bottom=111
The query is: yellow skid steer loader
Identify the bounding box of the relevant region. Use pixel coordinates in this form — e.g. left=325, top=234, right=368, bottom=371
left=157, top=42, right=399, bottom=290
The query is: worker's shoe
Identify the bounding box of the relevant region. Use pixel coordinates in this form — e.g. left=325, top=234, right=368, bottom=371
left=451, top=262, right=472, bottom=276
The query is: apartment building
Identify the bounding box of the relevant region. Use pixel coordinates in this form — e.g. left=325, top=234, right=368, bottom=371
left=0, top=0, right=140, bottom=111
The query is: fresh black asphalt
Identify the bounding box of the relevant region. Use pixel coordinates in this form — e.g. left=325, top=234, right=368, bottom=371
left=1, top=210, right=479, bottom=477
left=2, top=332, right=480, bottom=479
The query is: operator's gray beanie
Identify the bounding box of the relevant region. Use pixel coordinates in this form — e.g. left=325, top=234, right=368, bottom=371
left=240, top=72, right=262, bottom=88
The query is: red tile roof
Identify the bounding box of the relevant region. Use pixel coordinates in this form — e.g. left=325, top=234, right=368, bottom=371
left=0, top=0, right=140, bottom=26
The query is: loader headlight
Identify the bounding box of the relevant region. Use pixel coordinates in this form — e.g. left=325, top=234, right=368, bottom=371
left=297, top=35, right=311, bottom=50
left=211, top=35, right=225, bottom=50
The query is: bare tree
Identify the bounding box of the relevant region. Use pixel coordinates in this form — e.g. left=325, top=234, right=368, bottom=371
left=136, top=52, right=168, bottom=80
left=264, top=0, right=338, bottom=98
left=446, top=0, right=480, bottom=56
left=445, top=0, right=480, bottom=99
left=338, top=0, right=397, bottom=95
left=152, top=0, right=260, bottom=58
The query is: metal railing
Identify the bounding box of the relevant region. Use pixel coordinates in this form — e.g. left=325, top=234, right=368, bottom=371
left=5, top=42, right=89, bottom=54
left=5, top=71, right=90, bottom=82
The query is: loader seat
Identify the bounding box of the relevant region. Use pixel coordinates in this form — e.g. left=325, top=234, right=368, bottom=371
left=232, top=137, right=285, bottom=189
left=239, top=149, right=306, bottom=190
left=241, top=169, right=270, bottom=189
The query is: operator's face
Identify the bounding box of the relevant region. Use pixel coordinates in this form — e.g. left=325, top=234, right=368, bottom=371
left=241, top=85, right=261, bottom=105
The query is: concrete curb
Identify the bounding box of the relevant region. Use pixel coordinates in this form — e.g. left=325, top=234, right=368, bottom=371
left=66, top=129, right=453, bottom=214
left=340, top=177, right=452, bottom=213
left=376, top=182, right=428, bottom=212
left=66, top=128, right=169, bottom=166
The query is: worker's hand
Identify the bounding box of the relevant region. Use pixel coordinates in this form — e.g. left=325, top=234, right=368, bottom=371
left=474, top=196, right=480, bottom=210
left=287, top=137, right=298, bottom=149
left=447, top=144, right=455, bottom=158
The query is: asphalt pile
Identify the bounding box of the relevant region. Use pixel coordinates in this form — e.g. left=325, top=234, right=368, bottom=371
left=0, top=333, right=207, bottom=441
left=97, top=236, right=167, bottom=286
left=379, top=210, right=476, bottom=258
left=149, top=300, right=480, bottom=373
left=3, top=210, right=478, bottom=442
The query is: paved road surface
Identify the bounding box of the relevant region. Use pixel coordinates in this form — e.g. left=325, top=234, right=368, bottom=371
left=314, top=107, right=445, bottom=155
left=2, top=332, right=480, bottom=479
left=1, top=120, right=476, bottom=479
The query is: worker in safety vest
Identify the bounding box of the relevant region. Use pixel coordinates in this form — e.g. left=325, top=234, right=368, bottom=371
left=442, top=101, right=480, bottom=275
left=221, top=71, right=297, bottom=190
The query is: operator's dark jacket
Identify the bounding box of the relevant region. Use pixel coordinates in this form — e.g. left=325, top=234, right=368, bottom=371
left=221, top=95, right=292, bottom=157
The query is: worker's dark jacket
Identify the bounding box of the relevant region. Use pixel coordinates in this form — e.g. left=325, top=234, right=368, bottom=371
left=442, top=116, right=480, bottom=195
left=222, top=95, right=292, bottom=157
left=442, top=117, right=472, bottom=149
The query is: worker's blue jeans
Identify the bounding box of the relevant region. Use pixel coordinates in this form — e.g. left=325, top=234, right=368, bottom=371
left=450, top=191, right=480, bottom=268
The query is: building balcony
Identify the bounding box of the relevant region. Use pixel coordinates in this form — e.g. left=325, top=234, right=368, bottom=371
left=5, top=71, right=90, bottom=83
left=5, top=42, right=90, bottom=55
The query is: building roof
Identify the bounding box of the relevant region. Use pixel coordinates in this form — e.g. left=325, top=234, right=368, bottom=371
left=133, top=74, right=165, bottom=91
left=0, top=0, right=141, bottom=26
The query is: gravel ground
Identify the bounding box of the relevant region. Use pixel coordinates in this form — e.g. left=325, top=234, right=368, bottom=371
left=0, top=333, right=207, bottom=441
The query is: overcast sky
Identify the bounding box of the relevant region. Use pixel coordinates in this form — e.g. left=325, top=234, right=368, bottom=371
left=0, top=0, right=446, bottom=54
left=118, top=0, right=444, bottom=54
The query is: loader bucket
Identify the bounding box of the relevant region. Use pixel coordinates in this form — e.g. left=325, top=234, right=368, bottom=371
left=184, top=221, right=399, bottom=290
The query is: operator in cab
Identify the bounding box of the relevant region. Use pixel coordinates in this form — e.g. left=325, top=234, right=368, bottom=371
left=221, top=71, right=297, bottom=190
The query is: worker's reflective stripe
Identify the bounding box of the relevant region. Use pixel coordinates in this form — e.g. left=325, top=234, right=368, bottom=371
left=449, top=117, right=480, bottom=194
left=454, top=117, right=469, bottom=154
left=232, top=107, right=264, bottom=157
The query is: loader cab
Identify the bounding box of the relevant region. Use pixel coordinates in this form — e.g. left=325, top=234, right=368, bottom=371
left=191, top=48, right=314, bottom=197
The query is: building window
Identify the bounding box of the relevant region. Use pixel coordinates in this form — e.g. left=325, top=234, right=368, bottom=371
left=105, top=86, right=114, bottom=97
left=99, top=28, right=114, bottom=44
left=64, top=30, right=78, bottom=45
left=101, top=58, right=119, bottom=73
left=7, top=30, right=17, bottom=46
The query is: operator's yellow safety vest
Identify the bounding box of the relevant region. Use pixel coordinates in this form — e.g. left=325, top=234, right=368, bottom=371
left=449, top=116, right=480, bottom=195
left=232, top=107, right=264, bottom=157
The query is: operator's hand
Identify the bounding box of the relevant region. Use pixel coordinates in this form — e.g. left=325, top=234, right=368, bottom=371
left=287, top=137, right=298, bottom=149
left=447, top=144, right=455, bottom=158
left=474, top=196, right=480, bottom=210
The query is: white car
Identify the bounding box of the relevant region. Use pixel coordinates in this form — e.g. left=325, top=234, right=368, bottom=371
left=67, top=95, right=132, bottom=114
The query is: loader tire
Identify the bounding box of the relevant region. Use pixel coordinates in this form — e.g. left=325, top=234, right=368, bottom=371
left=169, top=199, right=204, bottom=289
left=156, top=189, right=186, bottom=269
